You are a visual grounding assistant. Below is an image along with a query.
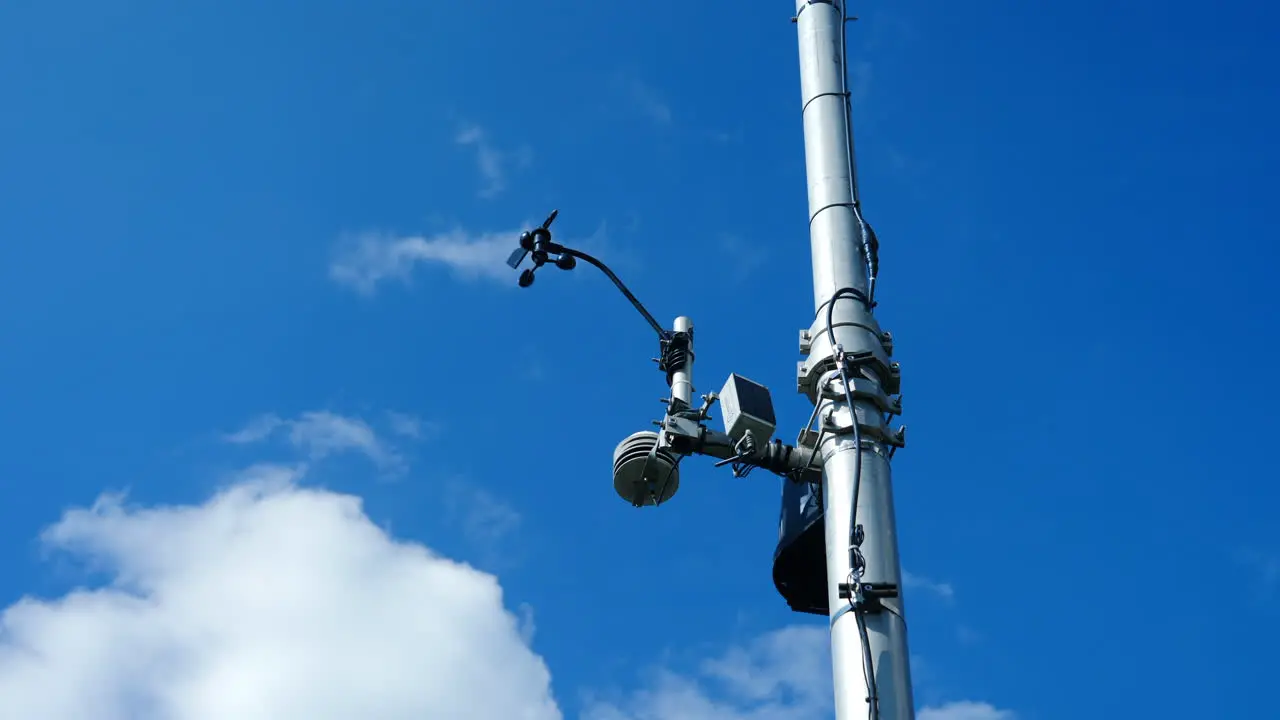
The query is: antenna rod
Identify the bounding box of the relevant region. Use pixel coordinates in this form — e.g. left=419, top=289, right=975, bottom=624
left=793, top=2, right=915, bottom=718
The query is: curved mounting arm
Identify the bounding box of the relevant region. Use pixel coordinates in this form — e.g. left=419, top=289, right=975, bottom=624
left=557, top=247, right=666, bottom=338
left=505, top=209, right=668, bottom=340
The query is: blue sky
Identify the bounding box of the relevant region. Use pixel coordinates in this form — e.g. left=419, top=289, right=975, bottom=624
left=1, top=1, right=1278, bottom=718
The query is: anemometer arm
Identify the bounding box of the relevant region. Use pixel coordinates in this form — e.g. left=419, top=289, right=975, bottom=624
left=505, top=210, right=686, bottom=392
left=557, top=247, right=667, bottom=338
left=506, top=209, right=667, bottom=340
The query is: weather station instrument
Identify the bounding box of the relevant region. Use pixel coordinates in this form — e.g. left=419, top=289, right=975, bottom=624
left=505, top=210, right=821, bottom=508
left=503, top=2, right=915, bottom=718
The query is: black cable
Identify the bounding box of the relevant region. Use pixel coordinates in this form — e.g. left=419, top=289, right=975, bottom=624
left=824, top=286, right=871, bottom=351
left=823, top=286, right=870, bottom=530
left=653, top=453, right=683, bottom=506
left=558, top=248, right=666, bottom=338
left=838, top=361, right=864, bottom=559
left=855, top=611, right=882, bottom=720
left=825, top=288, right=869, bottom=526
left=882, top=603, right=906, bottom=628
left=844, top=376, right=878, bottom=720
left=824, top=283, right=880, bottom=720
left=833, top=0, right=880, bottom=304
left=799, top=425, right=826, bottom=482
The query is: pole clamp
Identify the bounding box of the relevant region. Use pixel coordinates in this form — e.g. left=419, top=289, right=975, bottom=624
left=837, top=581, right=900, bottom=614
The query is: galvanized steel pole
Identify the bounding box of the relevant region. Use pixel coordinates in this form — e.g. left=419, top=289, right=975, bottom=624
left=793, top=1, right=915, bottom=718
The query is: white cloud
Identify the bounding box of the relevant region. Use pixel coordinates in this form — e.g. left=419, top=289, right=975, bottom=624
left=0, top=465, right=560, bottom=720
left=956, top=625, right=983, bottom=645
left=227, top=411, right=402, bottom=472
left=717, top=234, right=767, bottom=283
left=14, top=422, right=1007, bottom=720
left=517, top=602, right=538, bottom=645
left=621, top=78, right=671, bottom=125
left=328, top=221, right=609, bottom=295
left=329, top=227, right=522, bottom=294
left=443, top=481, right=524, bottom=569
left=386, top=411, right=428, bottom=440
left=903, top=570, right=955, bottom=602
left=0, top=464, right=1013, bottom=720
left=457, top=486, right=522, bottom=546
left=918, top=702, right=1015, bottom=720
left=455, top=124, right=531, bottom=199
left=697, top=626, right=831, bottom=711
left=456, top=124, right=504, bottom=198
left=585, top=624, right=1011, bottom=720
left=224, top=413, right=283, bottom=443
left=288, top=411, right=397, bottom=467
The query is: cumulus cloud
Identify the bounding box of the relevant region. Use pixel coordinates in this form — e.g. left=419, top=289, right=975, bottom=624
left=596, top=624, right=831, bottom=720
left=0, top=463, right=1014, bottom=720
left=226, top=411, right=402, bottom=472
left=585, top=624, right=1011, bottom=720
left=10, top=419, right=1010, bottom=720
left=0, top=465, right=559, bottom=720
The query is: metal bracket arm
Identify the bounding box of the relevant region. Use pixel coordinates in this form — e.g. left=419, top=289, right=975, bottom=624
left=658, top=415, right=823, bottom=482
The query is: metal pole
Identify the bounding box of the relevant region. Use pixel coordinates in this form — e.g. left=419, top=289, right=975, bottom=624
left=793, top=2, right=915, bottom=718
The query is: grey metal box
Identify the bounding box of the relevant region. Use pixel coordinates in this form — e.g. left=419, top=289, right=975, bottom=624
left=719, top=373, right=777, bottom=445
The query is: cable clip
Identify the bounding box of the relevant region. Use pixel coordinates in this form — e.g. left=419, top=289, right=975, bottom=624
left=837, top=581, right=899, bottom=613
left=713, top=430, right=759, bottom=478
